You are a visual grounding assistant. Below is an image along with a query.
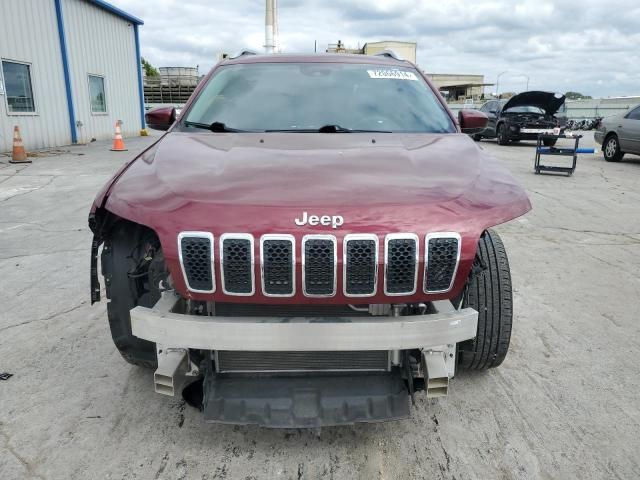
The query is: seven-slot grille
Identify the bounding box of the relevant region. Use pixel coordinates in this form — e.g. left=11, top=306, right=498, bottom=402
left=425, top=234, right=460, bottom=293
left=261, top=236, right=295, bottom=296
left=303, top=236, right=336, bottom=296
left=220, top=235, right=254, bottom=295
left=179, top=233, right=214, bottom=293
left=179, top=232, right=460, bottom=297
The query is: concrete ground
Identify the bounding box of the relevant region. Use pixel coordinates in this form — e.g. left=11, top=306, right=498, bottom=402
left=1, top=133, right=639, bottom=480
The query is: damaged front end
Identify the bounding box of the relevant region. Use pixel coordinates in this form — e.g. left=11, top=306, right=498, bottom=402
left=131, top=292, right=478, bottom=427
left=88, top=210, right=484, bottom=427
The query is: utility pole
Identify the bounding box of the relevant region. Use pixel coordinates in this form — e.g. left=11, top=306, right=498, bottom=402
left=264, top=0, right=277, bottom=54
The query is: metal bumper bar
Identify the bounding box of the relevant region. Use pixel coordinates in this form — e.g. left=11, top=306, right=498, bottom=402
left=131, top=293, right=478, bottom=351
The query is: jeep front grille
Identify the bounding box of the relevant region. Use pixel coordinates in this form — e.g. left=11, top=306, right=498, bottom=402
left=216, top=350, right=389, bottom=373
left=220, top=234, right=254, bottom=295
left=261, top=235, right=295, bottom=296
left=302, top=236, right=336, bottom=296
left=424, top=233, right=461, bottom=293
left=178, top=231, right=461, bottom=297
left=179, top=232, right=214, bottom=293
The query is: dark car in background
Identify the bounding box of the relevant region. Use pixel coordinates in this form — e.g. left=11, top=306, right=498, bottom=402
left=474, top=91, right=566, bottom=146
left=594, top=104, right=640, bottom=162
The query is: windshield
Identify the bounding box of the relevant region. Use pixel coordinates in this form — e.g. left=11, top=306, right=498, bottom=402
left=503, top=105, right=546, bottom=114
left=183, top=63, right=456, bottom=133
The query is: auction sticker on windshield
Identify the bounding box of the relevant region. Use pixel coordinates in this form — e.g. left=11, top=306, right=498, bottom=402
left=367, top=69, right=418, bottom=81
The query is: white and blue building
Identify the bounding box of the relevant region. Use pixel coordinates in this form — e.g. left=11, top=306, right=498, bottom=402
left=0, top=0, right=145, bottom=152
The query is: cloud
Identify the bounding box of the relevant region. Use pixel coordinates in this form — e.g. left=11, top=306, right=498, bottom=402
left=112, top=0, right=640, bottom=97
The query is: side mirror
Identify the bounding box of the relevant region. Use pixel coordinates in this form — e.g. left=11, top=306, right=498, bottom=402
left=145, top=106, right=176, bottom=131
left=459, top=109, right=489, bottom=134
left=489, top=109, right=498, bottom=115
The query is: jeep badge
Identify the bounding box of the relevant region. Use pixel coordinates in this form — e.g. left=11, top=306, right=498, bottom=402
left=294, top=211, right=344, bottom=229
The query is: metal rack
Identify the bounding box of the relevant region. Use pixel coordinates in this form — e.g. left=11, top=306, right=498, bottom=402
left=534, top=134, right=584, bottom=176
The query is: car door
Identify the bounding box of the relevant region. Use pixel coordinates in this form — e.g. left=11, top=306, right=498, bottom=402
left=482, top=101, right=500, bottom=136
left=478, top=102, right=491, bottom=134
left=618, top=106, right=640, bottom=154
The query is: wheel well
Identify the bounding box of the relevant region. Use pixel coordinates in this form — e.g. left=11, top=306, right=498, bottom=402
left=604, top=131, right=618, bottom=143
left=100, top=216, right=164, bottom=369
left=90, top=207, right=164, bottom=304
left=101, top=218, right=164, bottom=293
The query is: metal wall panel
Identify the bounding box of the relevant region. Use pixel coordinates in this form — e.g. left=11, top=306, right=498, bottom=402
left=0, top=0, right=71, bottom=152
left=62, top=0, right=141, bottom=143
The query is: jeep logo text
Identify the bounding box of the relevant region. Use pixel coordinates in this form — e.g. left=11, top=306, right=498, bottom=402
left=294, top=211, right=344, bottom=229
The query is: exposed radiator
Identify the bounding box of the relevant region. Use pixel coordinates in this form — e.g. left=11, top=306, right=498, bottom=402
left=216, top=350, right=390, bottom=373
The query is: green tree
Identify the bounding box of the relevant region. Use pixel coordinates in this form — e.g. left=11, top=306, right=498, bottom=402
left=141, top=57, right=159, bottom=77
left=565, top=91, right=592, bottom=100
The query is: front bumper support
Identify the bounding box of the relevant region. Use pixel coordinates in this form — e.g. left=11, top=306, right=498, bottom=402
left=130, top=293, right=478, bottom=351
left=131, top=293, right=478, bottom=426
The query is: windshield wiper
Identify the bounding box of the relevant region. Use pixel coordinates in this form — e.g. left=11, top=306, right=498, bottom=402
left=184, top=121, right=249, bottom=132
left=265, top=124, right=392, bottom=133
left=185, top=122, right=392, bottom=133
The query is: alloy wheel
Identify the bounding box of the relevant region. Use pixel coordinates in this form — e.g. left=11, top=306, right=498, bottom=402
left=605, top=138, right=617, bottom=158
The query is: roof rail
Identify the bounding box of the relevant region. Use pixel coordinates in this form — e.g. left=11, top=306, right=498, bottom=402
left=373, top=49, right=404, bottom=61
left=229, top=50, right=258, bottom=60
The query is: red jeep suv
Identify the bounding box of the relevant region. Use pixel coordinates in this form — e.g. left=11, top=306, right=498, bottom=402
left=89, top=52, right=530, bottom=427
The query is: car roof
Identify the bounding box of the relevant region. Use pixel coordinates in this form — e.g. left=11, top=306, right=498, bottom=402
left=221, top=53, right=411, bottom=67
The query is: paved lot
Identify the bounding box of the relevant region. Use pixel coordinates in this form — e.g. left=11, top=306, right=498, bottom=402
left=1, top=133, right=639, bottom=480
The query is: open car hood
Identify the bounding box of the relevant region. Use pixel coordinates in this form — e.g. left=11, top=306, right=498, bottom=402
left=502, top=91, right=566, bottom=115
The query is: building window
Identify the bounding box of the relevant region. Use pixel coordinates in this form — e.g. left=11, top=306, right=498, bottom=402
left=1, top=60, right=36, bottom=113
left=88, top=75, right=107, bottom=113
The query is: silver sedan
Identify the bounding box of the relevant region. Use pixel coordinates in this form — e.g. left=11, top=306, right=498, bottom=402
left=595, top=104, right=640, bottom=162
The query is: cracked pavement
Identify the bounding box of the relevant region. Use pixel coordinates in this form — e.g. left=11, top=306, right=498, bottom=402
left=1, top=133, right=639, bottom=479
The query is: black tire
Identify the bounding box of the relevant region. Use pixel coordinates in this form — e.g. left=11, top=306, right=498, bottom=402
left=458, top=230, right=512, bottom=370
left=101, top=222, right=165, bottom=368
left=497, top=124, right=509, bottom=145
left=543, top=138, right=557, bottom=147
left=603, top=134, right=624, bottom=162
left=472, top=134, right=482, bottom=142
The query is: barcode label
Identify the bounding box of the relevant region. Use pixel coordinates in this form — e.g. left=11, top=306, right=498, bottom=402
left=367, top=69, right=418, bottom=81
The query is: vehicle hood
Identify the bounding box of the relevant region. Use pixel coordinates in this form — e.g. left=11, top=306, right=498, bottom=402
left=103, top=132, right=531, bottom=302
left=502, top=91, right=566, bottom=115
left=105, top=132, right=530, bottom=231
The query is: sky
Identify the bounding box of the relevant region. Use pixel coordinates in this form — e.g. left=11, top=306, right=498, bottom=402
left=112, top=0, right=640, bottom=98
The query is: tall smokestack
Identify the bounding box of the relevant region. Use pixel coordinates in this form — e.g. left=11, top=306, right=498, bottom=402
left=273, top=0, right=279, bottom=52
left=265, top=0, right=277, bottom=54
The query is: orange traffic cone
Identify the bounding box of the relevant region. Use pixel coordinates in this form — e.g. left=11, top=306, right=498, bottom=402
left=110, top=122, right=127, bottom=151
left=10, top=126, right=31, bottom=164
